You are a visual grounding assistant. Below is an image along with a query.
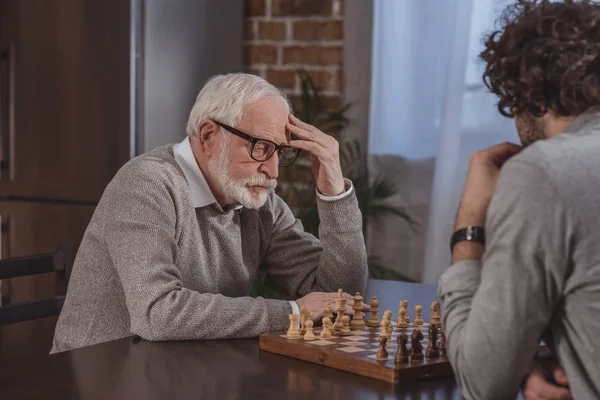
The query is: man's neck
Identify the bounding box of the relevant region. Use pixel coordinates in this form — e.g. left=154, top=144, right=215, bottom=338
left=190, top=143, right=230, bottom=207
left=544, top=114, right=577, bottom=139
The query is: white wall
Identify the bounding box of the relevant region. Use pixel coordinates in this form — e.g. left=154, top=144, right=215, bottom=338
left=138, top=0, right=244, bottom=153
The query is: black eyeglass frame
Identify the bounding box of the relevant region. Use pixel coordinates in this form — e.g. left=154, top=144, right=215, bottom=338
left=212, top=120, right=300, bottom=167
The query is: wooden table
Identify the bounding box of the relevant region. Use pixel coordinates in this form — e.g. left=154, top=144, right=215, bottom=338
left=0, top=280, right=462, bottom=400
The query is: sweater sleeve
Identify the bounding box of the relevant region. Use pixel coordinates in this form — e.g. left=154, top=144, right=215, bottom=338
left=438, top=160, right=575, bottom=400
left=103, top=164, right=292, bottom=341
left=261, top=179, right=368, bottom=297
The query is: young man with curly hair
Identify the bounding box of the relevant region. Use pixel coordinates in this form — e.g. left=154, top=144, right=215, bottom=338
left=439, top=1, right=600, bottom=399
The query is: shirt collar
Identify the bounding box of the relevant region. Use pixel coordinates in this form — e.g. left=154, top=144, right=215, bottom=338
left=562, top=106, right=600, bottom=135
left=173, top=137, right=243, bottom=210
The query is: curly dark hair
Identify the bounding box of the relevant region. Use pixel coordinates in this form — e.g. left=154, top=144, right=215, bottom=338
left=481, top=0, right=600, bottom=118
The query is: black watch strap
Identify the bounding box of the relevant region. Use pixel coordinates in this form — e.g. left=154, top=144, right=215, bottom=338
left=450, top=226, right=485, bottom=251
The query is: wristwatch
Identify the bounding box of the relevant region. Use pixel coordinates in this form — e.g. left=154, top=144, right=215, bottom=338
left=450, top=226, right=485, bottom=251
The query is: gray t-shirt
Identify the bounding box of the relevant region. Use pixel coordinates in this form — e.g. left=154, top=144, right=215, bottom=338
left=439, top=107, right=600, bottom=400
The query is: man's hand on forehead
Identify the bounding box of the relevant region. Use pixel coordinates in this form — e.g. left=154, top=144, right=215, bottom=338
left=286, top=114, right=346, bottom=197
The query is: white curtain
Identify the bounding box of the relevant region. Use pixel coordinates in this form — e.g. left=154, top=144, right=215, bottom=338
left=367, top=0, right=519, bottom=283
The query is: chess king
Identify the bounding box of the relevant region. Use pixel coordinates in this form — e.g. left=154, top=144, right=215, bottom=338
left=439, top=1, right=600, bottom=399
left=51, top=73, right=369, bottom=353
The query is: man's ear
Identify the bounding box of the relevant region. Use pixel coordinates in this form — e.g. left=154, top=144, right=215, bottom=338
left=196, top=119, right=220, bottom=157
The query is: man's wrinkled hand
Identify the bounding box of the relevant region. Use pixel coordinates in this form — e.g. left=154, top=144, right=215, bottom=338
left=286, top=114, right=346, bottom=197
left=296, top=292, right=370, bottom=321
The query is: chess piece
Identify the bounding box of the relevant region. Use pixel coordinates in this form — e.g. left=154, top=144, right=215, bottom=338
left=397, top=300, right=407, bottom=324
left=410, top=327, right=424, bottom=360
left=395, top=333, right=409, bottom=363
left=430, top=300, right=441, bottom=327
left=300, top=308, right=312, bottom=335
left=340, top=315, right=352, bottom=336
left=366, top=296, right=380, bottom=328
left=381, top=319, right=391, bottom=339
left=324, top=304, right=334, bottom=320
left=303, top=319, right=316, bottom=341
left=426, top=324, right=440, bottom=358
left=414, top=305, right=424, bottom=326
left=397, top=308, right=408, bottom=329
left=387, top=319, right=393, bottom=337
left=350, top=292, right=366, bottom=331
left=383, top=310, right=392, bottom=320
left=439, top=328, right=447, bottom=356
left=376, top=336, right=389, bottom=360
left=401, top=300, right=410, bottom=323
left=334, top=289, right=346, bottom=332
left=320, top=317, right=332, bottom=338
left=286, top=314, right=302, bottom=339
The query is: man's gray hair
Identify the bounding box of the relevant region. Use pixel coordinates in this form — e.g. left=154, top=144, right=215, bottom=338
left=185, top=73, right=291, bottom=139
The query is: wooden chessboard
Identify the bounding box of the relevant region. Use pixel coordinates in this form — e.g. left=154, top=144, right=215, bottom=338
left=259, top=321, right=453, bottom=384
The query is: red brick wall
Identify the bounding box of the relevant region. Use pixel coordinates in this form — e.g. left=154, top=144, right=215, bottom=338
left=244, top=0, right=344, bottom=112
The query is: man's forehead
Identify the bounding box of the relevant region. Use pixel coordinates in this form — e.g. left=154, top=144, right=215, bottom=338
left=238, top=101, right=290, bottom=143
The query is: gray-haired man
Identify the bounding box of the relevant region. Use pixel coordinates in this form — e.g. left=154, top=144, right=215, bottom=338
left=52, top=73, right=368, bottom=353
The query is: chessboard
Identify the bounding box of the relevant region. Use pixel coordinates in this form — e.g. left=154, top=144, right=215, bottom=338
left=259, top=321, right=452, bottom=384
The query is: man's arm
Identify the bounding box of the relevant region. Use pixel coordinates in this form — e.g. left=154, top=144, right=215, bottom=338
left=103, top=163, right=291, bottom=342
left=439, top=159, right=575, bottom=399
left=261, top=179, right=368, bottom=298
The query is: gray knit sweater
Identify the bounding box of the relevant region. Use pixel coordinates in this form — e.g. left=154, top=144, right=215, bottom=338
left=51, top=144, right=368, bottom=353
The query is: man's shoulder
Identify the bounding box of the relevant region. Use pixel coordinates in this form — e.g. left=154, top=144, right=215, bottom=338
left=504, top=127, right=600, bottom=187
left=112, top=144, right=186, bottom=190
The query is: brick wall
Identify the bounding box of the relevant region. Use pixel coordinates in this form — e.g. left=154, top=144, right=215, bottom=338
left=244, top=0, right=344, bottom=112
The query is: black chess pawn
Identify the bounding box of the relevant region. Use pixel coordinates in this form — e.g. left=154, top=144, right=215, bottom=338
left=410, top=327, right=424, bottom=361
left=395, top=333, right=409, bottom=363
left=426, top=324, right=440, bottom=358
left=376, top=336, right=388, bottom=360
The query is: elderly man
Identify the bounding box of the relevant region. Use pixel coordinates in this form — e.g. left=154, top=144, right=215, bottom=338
left=440, top=1, right=600, bottom=399
left=51, top=73, right=368, bottom=353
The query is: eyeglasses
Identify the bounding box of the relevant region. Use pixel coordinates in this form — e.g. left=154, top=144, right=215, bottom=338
left=213, top=121, right=301, bottom=167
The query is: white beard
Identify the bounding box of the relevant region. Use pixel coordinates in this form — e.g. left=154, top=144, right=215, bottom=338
left=208, top=143, right=277, bottom=209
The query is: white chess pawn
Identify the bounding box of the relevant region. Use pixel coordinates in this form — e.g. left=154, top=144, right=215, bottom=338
left=381, top=319, right=391, bottom=339
left=303, top=319, right=316, bottom=341
left=414, top=305, right=424, bottom=326
left=401, top=300, right=410, bottom=323
left=340, top=315, right=352, bottom=336
left=320, top=317, right=332, bottom=338
left=367, top=296, right=380, bottom=328
left=397, top=308, right=408, bottom=328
